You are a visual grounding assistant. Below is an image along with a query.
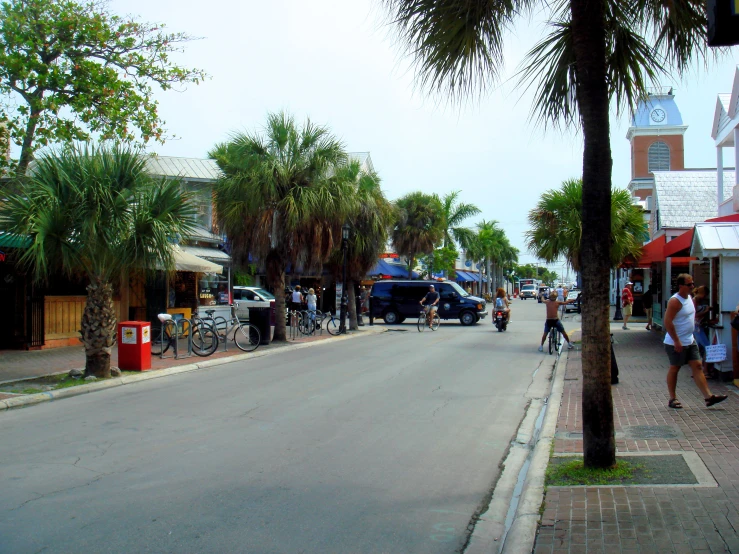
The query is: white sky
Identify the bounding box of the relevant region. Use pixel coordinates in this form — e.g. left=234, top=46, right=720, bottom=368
left=108, top=0, right=739, bottom=266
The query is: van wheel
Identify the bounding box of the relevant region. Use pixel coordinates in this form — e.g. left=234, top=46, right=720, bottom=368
left=459, top=311, right=476, bottom=326
left=383, top=310, right=400, bottom=324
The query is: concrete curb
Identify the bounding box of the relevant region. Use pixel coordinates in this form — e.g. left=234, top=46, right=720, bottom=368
left=0, top=326, right=387, bottom=413
left=465, top=347, right=568, bottom=554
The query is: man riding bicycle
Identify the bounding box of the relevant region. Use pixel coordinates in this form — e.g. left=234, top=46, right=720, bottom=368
left=419, top=284, right=440, bottom=328
left=539, top=291, right=576, bottom=352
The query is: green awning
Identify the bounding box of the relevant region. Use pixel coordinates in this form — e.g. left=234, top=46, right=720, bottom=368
left=0, top=232, right=31, bottom=249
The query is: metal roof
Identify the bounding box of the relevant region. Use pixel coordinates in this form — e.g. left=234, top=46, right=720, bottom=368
left=180, top=245, right=231, bottom=263
left=145, top=156, right=222, bottom=181
left=653, top=170, right=734, bottom=229
left=691, top=223, right=739, bottom=258
left=631, top=93, right=684, bottom=127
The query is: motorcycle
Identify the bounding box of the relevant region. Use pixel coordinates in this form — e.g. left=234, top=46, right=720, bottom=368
left=494, top=309, right=508, bottom=332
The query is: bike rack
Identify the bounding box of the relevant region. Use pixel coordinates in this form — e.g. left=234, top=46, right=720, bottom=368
left=156, top=314, right=176, bottom=360
left=176, top=317, right=194, bottom=359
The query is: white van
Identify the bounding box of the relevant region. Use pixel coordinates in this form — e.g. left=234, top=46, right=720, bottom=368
left=233, top=286, right=275, bottom=320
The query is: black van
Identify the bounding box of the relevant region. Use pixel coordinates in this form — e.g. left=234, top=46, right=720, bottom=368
left=369, top=280, right=487, bottom=325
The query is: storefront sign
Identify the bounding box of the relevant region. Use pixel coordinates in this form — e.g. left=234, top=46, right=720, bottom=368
left=335, top=283, right=343, bottom=312
left=121, top=327, right=137, bottom=344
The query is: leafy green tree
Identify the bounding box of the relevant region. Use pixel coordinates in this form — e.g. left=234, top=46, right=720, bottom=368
left=420, top=245, right=458, bottom=279
left=0, top=144, right=196, bottom=377
left=382, top=0, right=708, bottom=468
left=211, top=112, right=352, bottom=341
left=438, top=191, right=480, bottom=249
left=526, top=178, right=647, bottom=271
left=391, top=192, right=445, bottom=278
left=0, top=0, right=206, bottom=176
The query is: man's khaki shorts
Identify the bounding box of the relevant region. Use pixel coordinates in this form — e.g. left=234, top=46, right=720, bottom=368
left=622, top=304, right=633, bottom=316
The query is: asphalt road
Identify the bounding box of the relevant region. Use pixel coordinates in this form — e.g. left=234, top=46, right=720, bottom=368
left=0, top=299, right=567, bottom=554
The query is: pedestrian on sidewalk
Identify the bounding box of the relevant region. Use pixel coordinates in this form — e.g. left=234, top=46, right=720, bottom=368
left=692, top=285, right=712, bottom=379
left=643, top=284, right=655, bottom=330
left=621, top=282, right=634, bottom=330
left=664, top=273, right=727, bottom=409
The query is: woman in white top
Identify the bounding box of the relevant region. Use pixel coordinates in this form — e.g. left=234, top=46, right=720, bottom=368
left=663, top=273, right=726, bottom=409
left=306, top=288, right=317, bottom=311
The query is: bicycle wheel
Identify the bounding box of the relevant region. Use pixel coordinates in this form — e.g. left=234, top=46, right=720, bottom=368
left=192, top=322, right=218, bottom=356
left=326, top=315, right=341, bottom=336
left=298, top=313, right=314, bottom=336
left=417, top=314, right=426, bottom=332
left=234, top=323, right=260, bottom=352
left=150, top=326, right=171, bottom=356
left=548, top=330, right=554, bottom=355
left=430, top=313, right=440, bottom=331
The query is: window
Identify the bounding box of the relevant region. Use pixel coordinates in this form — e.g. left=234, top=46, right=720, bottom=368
left=439, top=284, right=457, bottom=300
left=648, top=142, right=670, bottom=172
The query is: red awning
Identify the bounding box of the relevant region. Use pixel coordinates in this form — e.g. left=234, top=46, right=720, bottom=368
left=664, top=229, right=693, bottom=258
left=634, top=235, right=666, bottom=267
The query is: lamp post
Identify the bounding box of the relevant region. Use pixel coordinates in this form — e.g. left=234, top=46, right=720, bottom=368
left=339, top=223, right=350, bottom=333
left=613, top=268, right=624, bottom=321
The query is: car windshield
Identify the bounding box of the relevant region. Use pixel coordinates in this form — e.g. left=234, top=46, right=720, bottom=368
left=522, top=285, right=536, bottom=291
left=252, top=288, right=275, bottom=300
left=567, top=291, right=579, bottom=299
left=448, top=282, right=470, bottom=297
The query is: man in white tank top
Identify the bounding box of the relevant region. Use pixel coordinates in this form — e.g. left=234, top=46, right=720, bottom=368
left=663, top=273, right=727, bottom=409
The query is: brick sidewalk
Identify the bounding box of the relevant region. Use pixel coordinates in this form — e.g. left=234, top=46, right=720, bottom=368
left=535, top=326, right=739, bottom=554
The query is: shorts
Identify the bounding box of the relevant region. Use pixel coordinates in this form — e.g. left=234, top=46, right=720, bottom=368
left=622, top=304, right=633, bottom=316
left=644, top=307, right=652, bottom=320
left=544, top=319, right=565, bottom=334
left=664, top=343, right=701, bottom=367
left=423, top=305, right=438, bottom=313
left=289, top=301, right=302, bottom=311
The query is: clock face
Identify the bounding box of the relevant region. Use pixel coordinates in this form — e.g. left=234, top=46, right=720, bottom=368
left=650, top=108, right=666, bottom=123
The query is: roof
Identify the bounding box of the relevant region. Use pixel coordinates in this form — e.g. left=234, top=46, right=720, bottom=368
left=348, top=152, right=374, bottom=173
left=180, top=245, right=231, bottom=263
left=653, top=170, right=734, bottom=228
left=691, top=223, right=739, bottom=257
left=185, top=225, right=222, bottom=245
left=0, top=231, right=31, bottom=249
left=712, top=67, right=739, bottom=147
left=630, top=92, right=684, bottom=127
left=145, top=156, right=222, bottom=182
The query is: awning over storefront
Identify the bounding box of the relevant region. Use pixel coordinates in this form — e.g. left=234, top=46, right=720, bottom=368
left=181, top=245, right=231, bottom=264
left=455, top=270, right=475, bottom=282
left=369, top=259, right=418, bottom=279
left=0, top=231, right=31, bottom=249
left=172, top=246, right=223, bottom=274
left=634, top=235, right=666, bottom=266
left=691, top=223, right=739, bottom=258
left=664, top=230, right=693, bottom=258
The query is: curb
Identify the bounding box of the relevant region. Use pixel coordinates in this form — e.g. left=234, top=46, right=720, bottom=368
left=0, top=326, right=387, bottom=413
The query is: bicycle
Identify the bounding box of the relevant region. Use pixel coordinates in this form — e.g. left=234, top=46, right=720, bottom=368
left=298, top=310, right=322, bottom=336
left=151, top=316, right=218, bottom=357
left=323, top=310, right=343, bottom=336
left=417, top=308, right=440, bottom=332
left=548, top=324, right=561, bottom=355
left=202, top=305, right=261, bottom=353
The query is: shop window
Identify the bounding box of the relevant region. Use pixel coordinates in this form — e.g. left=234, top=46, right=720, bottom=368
left=648, top=142, right=670, bottom=172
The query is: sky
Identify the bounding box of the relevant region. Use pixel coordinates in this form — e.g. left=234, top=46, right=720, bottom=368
left=106, top=0, right=739, bottom=269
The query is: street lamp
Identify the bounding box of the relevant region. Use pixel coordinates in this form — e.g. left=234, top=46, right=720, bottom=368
left=613, top=268, right=624, bottom=321
left=339, top=223, right=350, bottom=333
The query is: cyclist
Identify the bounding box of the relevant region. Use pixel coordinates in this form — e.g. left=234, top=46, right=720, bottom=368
left=539, top=291, right=576, bottom=352
left=419, top=284, right=440, bottom=328
left=493, top=287, right=511, bottom=323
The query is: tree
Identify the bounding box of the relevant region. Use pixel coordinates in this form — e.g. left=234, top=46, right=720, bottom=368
left=391, top=192, right=445, bottom=278
left=0, top=0, right=206, bottom=176
left=526, top=178, right=647, bottom=271
left=0, top=144, right=196, bottom=377
left=210, top=112, right=352, bottom=342
left=327, top=159, right=395, bottom=330
left=420, top=245, right=458, bottom=279
left=382, top=0, right=708, bottom=468
left=438, top=190, right=480, bottom=249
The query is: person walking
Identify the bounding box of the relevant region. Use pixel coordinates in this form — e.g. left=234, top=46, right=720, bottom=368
left=621, top=282, right=634, bottom=330
left=664, top=274, right=727, bottom=409
left=306, top=287, right=318, bottom=329
left=643, top=284, right=655, bottom=331
left=692, top=285, right=712, bottom=379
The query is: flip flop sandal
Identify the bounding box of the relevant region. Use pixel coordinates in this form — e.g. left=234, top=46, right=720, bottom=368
left=705, top=394, right=728, bottom=407
left=668, top=399, right=683, bottom=409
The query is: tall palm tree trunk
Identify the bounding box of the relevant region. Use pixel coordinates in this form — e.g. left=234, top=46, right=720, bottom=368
left=81, top=278, right=117, bottom=378
left=267, top=252, right=287, bottom=342
left=347, top=278, right=358, bottom=330
left=570, top=0, right=616, bottom=468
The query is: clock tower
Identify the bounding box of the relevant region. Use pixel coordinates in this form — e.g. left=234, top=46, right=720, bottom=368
left=626, top=88, right=688, bottom=202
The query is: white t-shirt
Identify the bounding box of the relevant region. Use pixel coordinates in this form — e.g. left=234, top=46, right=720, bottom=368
left=306, top=294, right=317, bottom=309
left=291, top=290, right=303, bottom=303
left=663, top=293, right=696, bottom=346
left=555, top=287, right=565, bottom=301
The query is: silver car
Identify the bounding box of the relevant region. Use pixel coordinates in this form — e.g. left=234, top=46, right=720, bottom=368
left=233, top=286, right=275, bottom=320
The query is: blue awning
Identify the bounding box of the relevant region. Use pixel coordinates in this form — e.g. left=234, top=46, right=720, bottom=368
left=369, top=259, right=419, bottom=279
left=454, top=270, right=471, bottom=282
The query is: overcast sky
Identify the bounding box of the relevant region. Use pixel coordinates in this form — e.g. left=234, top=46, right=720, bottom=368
left=110, top=0, right=739, bottom=267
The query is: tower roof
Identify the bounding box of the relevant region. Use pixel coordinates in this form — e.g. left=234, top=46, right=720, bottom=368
left=626, top=88, right=688, bottom=140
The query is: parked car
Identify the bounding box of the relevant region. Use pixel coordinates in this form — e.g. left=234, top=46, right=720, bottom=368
left=565, top=290, right=582, bottom=313
left=537, top=286, right=550, bottom=303
left=520, top=284, right=537, bottom=300
left=233, top=286, right=276, bottom=320
left=369, top=280, right=487, bottom=325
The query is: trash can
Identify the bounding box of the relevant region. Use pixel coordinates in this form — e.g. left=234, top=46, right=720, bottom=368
left=249, top=301, right=272, bottom=345
left=117, top=321, right=152, bottom=371
left=269, top=300, right=276, bottom=341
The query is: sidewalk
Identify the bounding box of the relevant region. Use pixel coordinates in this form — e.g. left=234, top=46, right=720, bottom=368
left=533, top=325, right=739, bottom=554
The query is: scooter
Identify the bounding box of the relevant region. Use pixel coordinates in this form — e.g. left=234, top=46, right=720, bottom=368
left=494, top=309, right=508, bottom=332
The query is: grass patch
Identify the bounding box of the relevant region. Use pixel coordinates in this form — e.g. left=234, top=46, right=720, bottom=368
left=0, top=371, right=139, bottom=395
left=546, top=457, right=645, bottom=486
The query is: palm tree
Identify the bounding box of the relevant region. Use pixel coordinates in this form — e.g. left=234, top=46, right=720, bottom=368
left=391, top=192, right=445, bottom=278
left=0, top=144, right=197, bottom=378
left=439, top=191, right=480, bottom=250
left=464, top=220, right=504, bottom=295
left=327, top=160, right=395, bottom=329
left=381, top=0, right=708, bottom=468
left=525, top=178, right=646, bottom=270
left=210, top=112, right=352, bottom=341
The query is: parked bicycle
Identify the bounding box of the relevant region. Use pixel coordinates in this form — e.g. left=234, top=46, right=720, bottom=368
left=199, top=304, right=261, bottom=353
left=151, top=315, right=218, bottom=357
left=323, top=310, right=343, bottom=336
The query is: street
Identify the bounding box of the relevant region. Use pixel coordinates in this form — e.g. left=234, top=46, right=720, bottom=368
left=0, top=300, right=565, bottom=554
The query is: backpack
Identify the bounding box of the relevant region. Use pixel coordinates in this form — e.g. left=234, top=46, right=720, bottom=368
left=495, top=297, right=505, bottom=308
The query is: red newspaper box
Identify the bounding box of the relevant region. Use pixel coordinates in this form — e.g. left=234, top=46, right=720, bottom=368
left=117, top=321, right=152, bottom=371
